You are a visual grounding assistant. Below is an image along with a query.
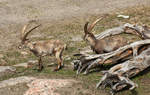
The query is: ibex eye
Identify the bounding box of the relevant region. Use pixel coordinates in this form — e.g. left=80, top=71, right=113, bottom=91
left=18, top=46, right=22, bottom=49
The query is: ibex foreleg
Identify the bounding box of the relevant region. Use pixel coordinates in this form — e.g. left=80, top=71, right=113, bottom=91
left=38, top=56, right=43, bottom=71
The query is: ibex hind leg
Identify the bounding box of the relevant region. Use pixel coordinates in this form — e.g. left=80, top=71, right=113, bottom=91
left=54, top=50, right=63, bottom=71
left=60, top=48, right=64, bottom=67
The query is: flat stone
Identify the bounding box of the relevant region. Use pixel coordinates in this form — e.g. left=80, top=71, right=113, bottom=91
left=0, top=66, right=16, bottom=73
left=14, top=60, right=38, bottom=68
left=65, top=56, right=71, bottom=61
left=0, top=76, right=36, bottom=88
left=0, top=66, right=16, bottom=77
left=24, top=79, right=76, bottom=95
left=13, top=63, right=28, bottom=68
left=20, top=51, right=28, bottom=56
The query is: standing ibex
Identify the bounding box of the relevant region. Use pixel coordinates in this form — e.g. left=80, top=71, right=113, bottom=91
left=18, top=21, right=67, bottom=71
left=83, top=18, right=127, bottom=54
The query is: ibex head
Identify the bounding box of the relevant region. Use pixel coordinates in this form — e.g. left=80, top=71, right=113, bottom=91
left=18, top=21, right=41, bottom=49
left=83, top=18, right=103, bottom=41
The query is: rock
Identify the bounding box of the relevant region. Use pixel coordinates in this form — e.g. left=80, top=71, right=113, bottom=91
left=0, top=66, right=16, bottom=73
left=14, top=60, right=38, bottom=68
left=47, top=63, right=55, bottom=67
left=20, top=51, right=28, bottom=56
left=0, top=76, right=77, bottom=95
left=28, top=60, right=38, bottom=63
left=65, top=56, right=71, bottom=61
left=27, top=60, right=38, bottom=68
left=24, top=79, right=76, bottom=95
left=0, top=66, right=16, bottom=77
left=0, top=76, right=36, bottom=88
left=13, top=63, right=28, bottom=68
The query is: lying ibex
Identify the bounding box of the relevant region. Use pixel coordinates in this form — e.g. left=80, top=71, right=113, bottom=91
left=83, top=18, right=127, bottom=54
left=18, top=21, right=67, bottom=71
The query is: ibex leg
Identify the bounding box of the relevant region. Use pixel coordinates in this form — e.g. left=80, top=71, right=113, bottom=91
left=54, top=50, right=63, bottom=71
left=38, top=56, right=43, bottom=71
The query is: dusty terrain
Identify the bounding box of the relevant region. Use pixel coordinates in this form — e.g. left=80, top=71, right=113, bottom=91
left=0, top=0, right=150, bottom=95
left=0, top=0, right=150, bottom=51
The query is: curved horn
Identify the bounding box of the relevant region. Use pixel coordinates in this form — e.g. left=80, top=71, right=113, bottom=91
left=22, top=24, right=41, bottom=43
left=84, top=22, right=89, bottom=34
left=87, top=17, right=103, bottom=32
left=21, top=24, right=29, bottom=40
left=21, top=21, right=35, bottom=40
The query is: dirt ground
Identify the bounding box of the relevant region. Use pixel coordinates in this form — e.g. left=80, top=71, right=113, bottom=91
left=0, top=0, right=150, bottom=95
left=0, top=0, right=150, bottom=51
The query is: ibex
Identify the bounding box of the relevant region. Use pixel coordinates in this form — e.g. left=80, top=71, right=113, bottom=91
left=18, top=21, right=67, bottom=71
left=83, top=18, right=127, bottom=54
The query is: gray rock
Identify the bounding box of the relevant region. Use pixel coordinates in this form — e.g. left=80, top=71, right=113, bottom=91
left=0, top=66, right=16, bottom=77
left=14, top=60, right=38, bottom=68
left=20, top=51, right=28, bottom=56
left=24, top=79, right=76, bottom=95
left=0, top=76, right=35, bottom=88
left=0, top=66, right=16, bottom=73
left=13, top=63, right=28, bottom=68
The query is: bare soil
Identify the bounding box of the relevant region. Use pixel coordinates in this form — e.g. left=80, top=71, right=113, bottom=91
left=0, top=0, right=150, bottom=51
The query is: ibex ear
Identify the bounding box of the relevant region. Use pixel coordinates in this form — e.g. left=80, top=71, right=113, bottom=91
left=84, top=22, right=89, bottom=34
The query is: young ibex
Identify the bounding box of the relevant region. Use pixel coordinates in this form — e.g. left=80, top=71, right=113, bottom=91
left=83, top=18, right=127, bottom=54
left=18, top=21, right=66, bottom=71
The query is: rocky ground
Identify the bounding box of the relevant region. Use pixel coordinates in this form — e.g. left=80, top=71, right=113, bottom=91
left=0, top=0, right=150, bottom=95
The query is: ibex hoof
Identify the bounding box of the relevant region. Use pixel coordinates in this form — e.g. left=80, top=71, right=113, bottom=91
left=37, top=69, right=42, bottom=72
left=38, top=66, right=44, bottom=72
left=53, top=68, right=59, bottom=72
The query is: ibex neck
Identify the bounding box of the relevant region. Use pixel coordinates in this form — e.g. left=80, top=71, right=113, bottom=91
left=87, top=36, right=97, bottom=47
left=27, top=42, right=34, bottom=50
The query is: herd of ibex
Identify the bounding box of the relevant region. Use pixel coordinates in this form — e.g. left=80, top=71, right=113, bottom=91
left=16, top=18, right=150, bottom=94
left=19, top=18, right=128, bottom=71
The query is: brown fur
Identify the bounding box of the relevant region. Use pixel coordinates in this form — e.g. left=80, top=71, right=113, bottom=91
left=84, top=18, right=127, bottom=54
left=19, top=21, right=66, bottom=71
